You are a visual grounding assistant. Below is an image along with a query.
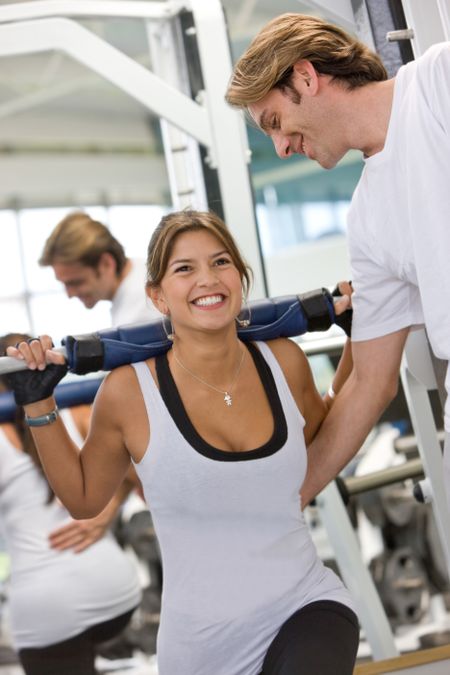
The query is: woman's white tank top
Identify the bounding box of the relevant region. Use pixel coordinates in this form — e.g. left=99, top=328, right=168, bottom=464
left=132, top=341, right=354, bottom=675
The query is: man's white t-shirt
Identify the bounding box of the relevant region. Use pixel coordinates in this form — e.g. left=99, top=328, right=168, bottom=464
left=347, top=42, right=450, bottom=430
left=110, top=258, right=161, bottom=326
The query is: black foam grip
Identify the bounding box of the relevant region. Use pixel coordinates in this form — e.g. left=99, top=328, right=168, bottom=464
left=64, top=334, right=105, bottom=375
left=297, top=288, right=334, bottom=332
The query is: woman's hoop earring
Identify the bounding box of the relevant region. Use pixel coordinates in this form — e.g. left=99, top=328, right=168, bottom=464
left=163, top=315, right=175, bottom=341
left=235, top=299, right=251, bottom=329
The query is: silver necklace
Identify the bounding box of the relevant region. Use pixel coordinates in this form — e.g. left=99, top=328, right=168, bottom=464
left=172, top=346, right=245, bottom=407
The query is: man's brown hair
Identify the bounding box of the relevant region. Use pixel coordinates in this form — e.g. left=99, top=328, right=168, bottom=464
left=39, top=212, right=127, bottom=276
left=226, top=13, right=387, bottom=108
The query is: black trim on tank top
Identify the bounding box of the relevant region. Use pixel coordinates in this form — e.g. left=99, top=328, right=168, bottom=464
left=155, top=341, right=288, bottom=462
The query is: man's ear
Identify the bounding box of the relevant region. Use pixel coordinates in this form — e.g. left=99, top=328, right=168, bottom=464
left=147, top=285, right=168, bottom=315
left=292, top=60, right=319, bottom=96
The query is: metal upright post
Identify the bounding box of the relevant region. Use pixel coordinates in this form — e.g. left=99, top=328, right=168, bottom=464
left=189, top=0, right=267, bottom=299
left=146, top=15, right=208, bottom=211
left=400, top=329, right=450, bottom=577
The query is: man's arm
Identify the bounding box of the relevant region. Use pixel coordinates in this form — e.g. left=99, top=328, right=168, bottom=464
left=301, top=327, right=409, bottom=505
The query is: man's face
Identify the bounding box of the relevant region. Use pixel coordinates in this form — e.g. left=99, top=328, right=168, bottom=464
left=248, top=78, right=347, bottom=170
left=52, top=259, right=115, bottom=309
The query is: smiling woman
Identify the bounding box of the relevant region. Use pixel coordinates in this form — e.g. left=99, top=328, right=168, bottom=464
left=146, top=210, right=251, bottom=342
left=5, top=208, right=358, bottom=675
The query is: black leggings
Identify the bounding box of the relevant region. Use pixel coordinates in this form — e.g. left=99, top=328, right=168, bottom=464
left=18, top=607, right=136, bottom=675
left=260, top=600, right=359, bottom=675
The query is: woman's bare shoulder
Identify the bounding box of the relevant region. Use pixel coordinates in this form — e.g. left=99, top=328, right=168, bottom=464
left=263, top=338, right=309, bottom=374
left=95, top=363, right=145, bottom=412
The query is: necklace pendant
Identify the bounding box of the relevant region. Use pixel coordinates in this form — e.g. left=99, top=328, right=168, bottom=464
left=224, top=392, right=232, bottom=406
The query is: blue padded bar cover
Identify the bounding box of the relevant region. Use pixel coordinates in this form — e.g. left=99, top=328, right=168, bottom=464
left=64, top=291, right=336, bottom=374
left=0, top=391, right=16, bottom=422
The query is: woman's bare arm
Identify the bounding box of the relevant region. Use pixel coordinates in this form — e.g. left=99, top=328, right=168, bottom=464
left=6, top=336, right=134, bottom=519
left=23, top=368, right=132, bottom=518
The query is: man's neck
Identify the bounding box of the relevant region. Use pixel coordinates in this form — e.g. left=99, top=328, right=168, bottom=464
left=355, top=78, right=396, bottom=158
left=112, top=258, right=132, bottom=298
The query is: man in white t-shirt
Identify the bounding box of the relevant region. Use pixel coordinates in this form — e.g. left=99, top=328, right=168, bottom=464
left=39, top=211, right=161, bottom=327
left=226, top=14, right=450, bottom=509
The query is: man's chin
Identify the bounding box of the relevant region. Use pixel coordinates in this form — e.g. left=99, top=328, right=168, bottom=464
left=317, top=156, right=338, bottom=170
left=79, top=298, right=96, bottom=309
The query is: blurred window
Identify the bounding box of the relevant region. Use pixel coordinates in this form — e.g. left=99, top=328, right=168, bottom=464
left=0, top=204, right=168, bottom=341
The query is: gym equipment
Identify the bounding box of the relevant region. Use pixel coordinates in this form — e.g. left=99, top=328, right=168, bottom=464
left=334, top=447, right=449, bottom=627
left=118, top=510, right=162, bottom=590
left=114, top=510, right=162, bottom=656
left=369, top=547, right=428, bottom=626
left=336, top=459, right=424, bottom=505
left=0, top=289, right=349, bottom=421
left=0, top=289, right=345, bottom=376
left=419, top=630, right=450, bottom=649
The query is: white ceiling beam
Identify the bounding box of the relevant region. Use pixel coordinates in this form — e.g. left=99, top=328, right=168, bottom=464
left=0, top=17, right=212, bottom=147
left=0, top=1, right=185, bottom=23
left=0, top=154, right=169, bottom=205
left=0, top=50, right=151, bottom=120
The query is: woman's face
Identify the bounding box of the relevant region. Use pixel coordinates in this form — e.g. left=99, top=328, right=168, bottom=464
left=150, top=229, right=243, bottom=336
